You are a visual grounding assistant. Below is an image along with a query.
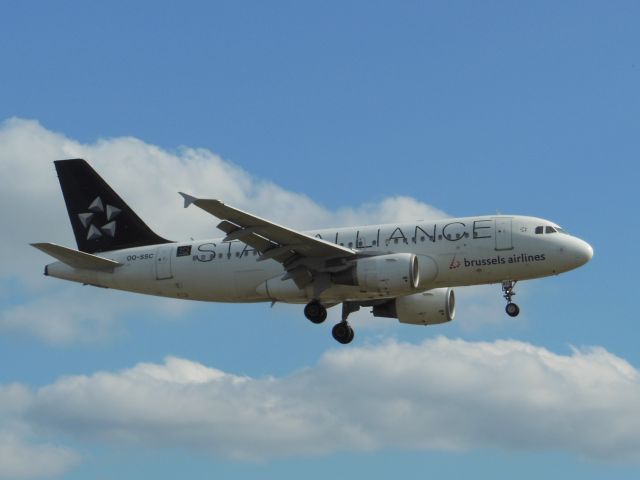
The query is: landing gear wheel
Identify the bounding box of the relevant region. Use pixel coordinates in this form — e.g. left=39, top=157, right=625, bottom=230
left=332, top=321, right=354, bottom=344
left=304, top=301, right=327, bottom=324
left=505, top=302, right=520, bottom=317
left=501, top=280, right=520, bottom=317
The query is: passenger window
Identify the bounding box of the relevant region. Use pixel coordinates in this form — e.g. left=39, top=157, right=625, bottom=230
left=535, top=226, right=544, bottom=234
left=546, top=226, right=557, bottom=234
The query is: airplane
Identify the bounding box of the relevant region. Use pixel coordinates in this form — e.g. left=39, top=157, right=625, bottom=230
left=32, top=159, right=593, bottom=344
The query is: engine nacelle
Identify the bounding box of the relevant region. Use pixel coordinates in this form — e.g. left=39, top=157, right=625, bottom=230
left=333, top=253, right=420, bottom=295
left=373, top=288, right=455, bottom=325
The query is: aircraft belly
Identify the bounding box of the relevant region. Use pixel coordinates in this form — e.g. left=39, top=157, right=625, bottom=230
left=163, top=258, right=278, bottom=302
left=233, top=269, right=270, bottom=300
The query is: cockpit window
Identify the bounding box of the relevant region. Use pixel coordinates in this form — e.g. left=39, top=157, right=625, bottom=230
left=536, top=225, right=566, bottom=234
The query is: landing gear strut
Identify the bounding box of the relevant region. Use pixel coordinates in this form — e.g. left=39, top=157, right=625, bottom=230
left=304, top=300, right=327, bottom=324
left=502, top=280, right=520, bottom=317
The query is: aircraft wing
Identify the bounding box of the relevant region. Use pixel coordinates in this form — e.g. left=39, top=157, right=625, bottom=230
left=179, top=193, right=355, bottom=264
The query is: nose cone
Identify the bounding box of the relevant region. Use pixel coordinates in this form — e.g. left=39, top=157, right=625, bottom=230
left=571, top=237, right=594, bottom=267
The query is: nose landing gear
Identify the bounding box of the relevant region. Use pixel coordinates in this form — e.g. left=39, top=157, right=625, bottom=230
left=505, top=302, right=520, bottom=317
left=502, top=280, right=520, bottom=317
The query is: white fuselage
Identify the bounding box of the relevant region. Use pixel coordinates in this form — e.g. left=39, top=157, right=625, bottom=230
left=45, top=215, right=593, bottom=303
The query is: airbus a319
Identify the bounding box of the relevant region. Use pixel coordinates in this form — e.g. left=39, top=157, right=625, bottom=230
left=32, top=159, right=593, bottom=344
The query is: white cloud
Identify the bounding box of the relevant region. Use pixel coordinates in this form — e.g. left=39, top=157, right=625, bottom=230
left=10, top=338, right=640, bottom=462
left=0, top=117, right=447, bottom=343
left=0, top=385, right=79, bottom=479
left=0, top=433, right=80, bottom=479
left=0, top=287, right=191, bottom=345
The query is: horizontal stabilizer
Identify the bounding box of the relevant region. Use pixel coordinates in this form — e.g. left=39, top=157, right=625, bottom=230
left=31, top=243, right=122, bottom=271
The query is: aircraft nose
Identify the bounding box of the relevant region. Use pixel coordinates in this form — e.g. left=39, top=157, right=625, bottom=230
left=572, top=238, right=594, bottom=266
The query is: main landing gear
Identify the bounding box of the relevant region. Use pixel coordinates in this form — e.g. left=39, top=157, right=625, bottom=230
left=332, top=321, right=354, bottom=345
left=304, top=300, right=327, bottom=324
left=304, top=300, right=356, bottom=344
left=502, top=280, right=520, bottom=317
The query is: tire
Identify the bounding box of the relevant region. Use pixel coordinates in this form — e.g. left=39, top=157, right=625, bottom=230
left=346, top=325, right=355, bottom=343
left=304, top=301, right=327, bottom=324
left=332, top=322, right=354, bottom=344
left=505, top=303, right=520, bottom=317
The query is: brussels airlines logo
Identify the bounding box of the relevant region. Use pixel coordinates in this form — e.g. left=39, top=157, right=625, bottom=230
left=77, top=196, right=121, bottom=240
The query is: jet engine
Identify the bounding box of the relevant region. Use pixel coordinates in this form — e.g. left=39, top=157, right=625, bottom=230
left=332, top=253, right=420, bottom=295
left=372, top=288, right=455, bottom=325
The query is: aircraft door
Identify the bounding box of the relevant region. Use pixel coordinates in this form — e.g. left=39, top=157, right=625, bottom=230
left=494, top=218, right=513, bottom=251
left=155, top=245, right=174, bottom=279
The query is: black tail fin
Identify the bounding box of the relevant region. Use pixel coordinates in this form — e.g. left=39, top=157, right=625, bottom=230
left=54, top=159, right=172, bottom=253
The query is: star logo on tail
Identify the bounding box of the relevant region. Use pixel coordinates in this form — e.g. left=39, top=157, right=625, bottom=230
left=77, top=196, right=121, bottom=240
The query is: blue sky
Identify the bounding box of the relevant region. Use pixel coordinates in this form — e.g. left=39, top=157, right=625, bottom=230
left=0, top=1, right=639, bottom=478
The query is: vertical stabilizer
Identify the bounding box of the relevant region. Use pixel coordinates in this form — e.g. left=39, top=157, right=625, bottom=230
left=54, top=159, right=172, bottom=253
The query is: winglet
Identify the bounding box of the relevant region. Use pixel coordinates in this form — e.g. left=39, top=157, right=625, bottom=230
left=179, top=192, right=198, bottom=208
